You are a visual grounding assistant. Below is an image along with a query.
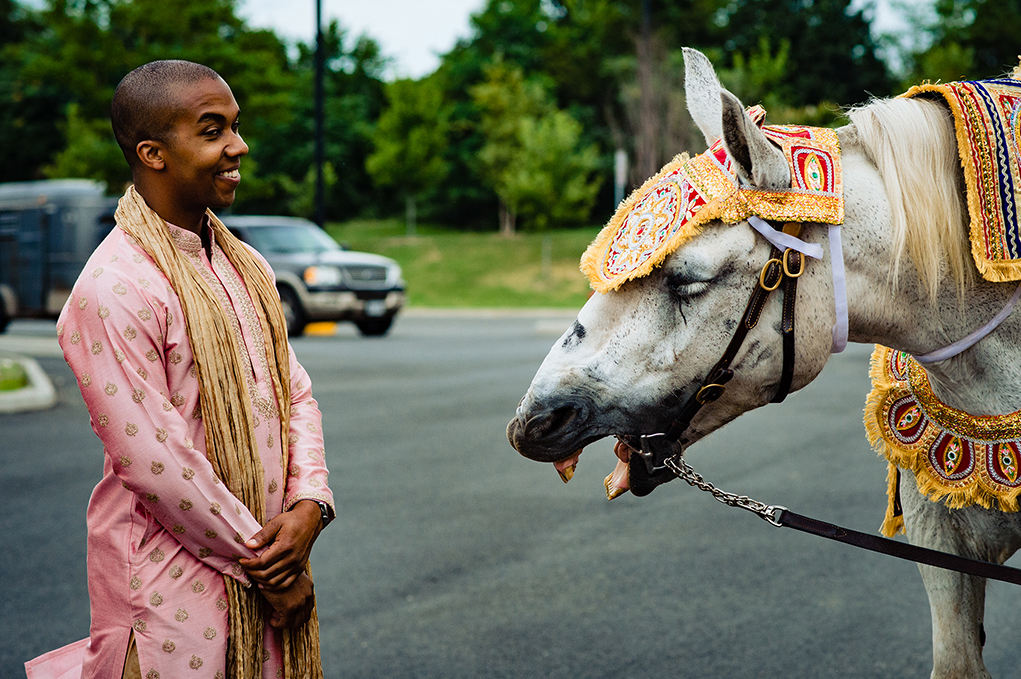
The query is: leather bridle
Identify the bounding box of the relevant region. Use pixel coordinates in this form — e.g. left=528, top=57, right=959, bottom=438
left=626, top=221, right=808, bottom=494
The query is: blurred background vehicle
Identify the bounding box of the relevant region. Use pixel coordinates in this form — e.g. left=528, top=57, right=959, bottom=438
left=223, top=215, right=405, bottom=337
left=0, top=179, right=116, bottom=333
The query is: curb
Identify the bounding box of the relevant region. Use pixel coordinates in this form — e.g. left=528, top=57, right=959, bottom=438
left=401, top=307, right=579, bottom=319
left=0, top=354, right=57, bottom=414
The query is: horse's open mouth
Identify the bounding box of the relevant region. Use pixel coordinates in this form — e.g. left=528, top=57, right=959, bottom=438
left=553, top=434, right=680, bottom=500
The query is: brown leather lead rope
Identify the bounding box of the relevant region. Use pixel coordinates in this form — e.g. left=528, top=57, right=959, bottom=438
left=777, top=510, right=1021, bottom=586
left=664, top=455, right=1021, bottom=586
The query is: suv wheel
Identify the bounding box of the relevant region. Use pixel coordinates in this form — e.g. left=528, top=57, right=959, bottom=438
left=278, top=286, right=306, bottom=337
left=355, top=315, right=394, bottom=337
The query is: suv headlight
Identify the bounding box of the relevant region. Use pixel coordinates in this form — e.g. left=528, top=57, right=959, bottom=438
left=303, top=265, right=343, bottom=287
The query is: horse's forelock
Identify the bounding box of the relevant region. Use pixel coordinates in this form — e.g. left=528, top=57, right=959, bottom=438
left=846, top=97, right=973, bottom=300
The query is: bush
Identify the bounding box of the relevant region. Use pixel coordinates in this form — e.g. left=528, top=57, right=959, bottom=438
left=0, top=358, right=28, bottom=392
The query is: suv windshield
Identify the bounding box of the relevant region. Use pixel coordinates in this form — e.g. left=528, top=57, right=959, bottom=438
left=245, top=225, right=342, bottom=254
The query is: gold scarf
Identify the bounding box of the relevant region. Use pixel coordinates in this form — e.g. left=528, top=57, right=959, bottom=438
left=115, top=186, right=322, bottom=679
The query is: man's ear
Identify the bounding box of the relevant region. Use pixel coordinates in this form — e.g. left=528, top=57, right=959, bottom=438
left=136, top=140, right=165, bottom=171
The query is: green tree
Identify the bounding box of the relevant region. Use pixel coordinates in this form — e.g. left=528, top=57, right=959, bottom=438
left=501, top=111, right=602, bottom=230
left=42, top=103, right=129, bottom=191
left=473, top=61, right=601, bottom=232
left=718, top=0, right=892, bottom=106
left=472, top=61, right=552, bottom=233
left=908, top=0, right=1021, bottom=82
left=0, top=0, right=64, bottom=181
left=4, top=0, right=297, bottom=194
left=366, top=76, right=450, bottom=235
left=247, top=21, right=388, bottom=219
left=429, top=0, right=642, bottom=228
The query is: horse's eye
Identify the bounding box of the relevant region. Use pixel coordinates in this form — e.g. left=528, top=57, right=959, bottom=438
left=667, top=276, right=711, bottom=299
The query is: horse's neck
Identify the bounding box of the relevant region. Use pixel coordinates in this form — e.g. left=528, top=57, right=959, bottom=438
left=923, top=326, right=1021, bottom=415
left=839, top=155, right=1021, bottom=416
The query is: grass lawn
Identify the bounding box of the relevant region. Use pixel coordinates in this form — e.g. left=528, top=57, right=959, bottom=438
left=325, top=219, right=601, bottom=308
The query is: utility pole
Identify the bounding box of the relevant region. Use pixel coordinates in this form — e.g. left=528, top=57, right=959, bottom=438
left=313, top=0, right=326, bottom=227
left=636, top=0, right=657, bottom=180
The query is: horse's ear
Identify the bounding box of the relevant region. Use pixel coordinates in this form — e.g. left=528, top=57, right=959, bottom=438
left=720, top=90, right=790, bottom=189
left=683, top=47, right=723, bottom=146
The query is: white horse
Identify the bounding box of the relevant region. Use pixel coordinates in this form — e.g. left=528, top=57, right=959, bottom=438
left=507, top=48, right=1021, bottom=679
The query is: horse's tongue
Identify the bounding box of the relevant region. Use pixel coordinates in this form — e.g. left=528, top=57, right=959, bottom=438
left=604, top=459, right=630, bottom=500
left=603, top=439, right=636, bottom=500
left=553, top=449, right=583, bottom=483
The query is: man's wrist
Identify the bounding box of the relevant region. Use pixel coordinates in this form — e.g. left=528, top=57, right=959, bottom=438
left=293, top=499, right=333, bottom=528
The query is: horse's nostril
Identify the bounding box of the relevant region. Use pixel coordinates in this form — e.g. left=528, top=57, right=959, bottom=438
left=527, top=404, right=582, bottom=439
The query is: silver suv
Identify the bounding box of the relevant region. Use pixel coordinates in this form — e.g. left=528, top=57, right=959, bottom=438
left=223, top=216, right=405, bottom=337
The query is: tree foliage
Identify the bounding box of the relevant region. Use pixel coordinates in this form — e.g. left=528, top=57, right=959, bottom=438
left=366, top=76, right=451, bottom=234
left=716, top=0, right=891, bottom=106
left=0, top=0, right=905, bottom=229
left=908, top=0, right=1021, bottom=82
left=472, top=61, right=600, bottom=232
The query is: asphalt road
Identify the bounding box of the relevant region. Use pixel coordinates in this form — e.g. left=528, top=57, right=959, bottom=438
left=3, top=313, right=1019, bottom=678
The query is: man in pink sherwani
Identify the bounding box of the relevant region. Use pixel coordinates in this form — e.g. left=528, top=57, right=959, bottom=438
left=30, top=61, right=334, bottom=679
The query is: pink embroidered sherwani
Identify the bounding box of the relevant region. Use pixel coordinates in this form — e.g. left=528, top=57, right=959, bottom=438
left=56, top=222, right=333, bottom=679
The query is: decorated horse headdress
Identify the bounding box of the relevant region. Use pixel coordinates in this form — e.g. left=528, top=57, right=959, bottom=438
left=581, top=106, right=843, bottom=293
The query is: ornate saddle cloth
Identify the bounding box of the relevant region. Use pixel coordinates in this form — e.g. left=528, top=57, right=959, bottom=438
left=906, top=77, right=1021, bottom=282
left=581, top=107, right=843, bottom=293
left=866, top=345, right=1021, bottom=536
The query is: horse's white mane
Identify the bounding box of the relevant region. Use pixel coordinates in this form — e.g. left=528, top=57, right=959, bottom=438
left=845, top=97, right=973, bottom=299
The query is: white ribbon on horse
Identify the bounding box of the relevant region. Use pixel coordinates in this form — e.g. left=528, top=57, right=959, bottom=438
left=747, top=216, right=848, bottom=354
left=829, top=224, right=848, bottom=354
left=747, top=216, right=824, bottom=259
left=912, top=281, right=1021, bottom=364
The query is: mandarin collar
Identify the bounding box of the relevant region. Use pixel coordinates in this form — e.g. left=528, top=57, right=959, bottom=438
left=167, top=215, right=214, bottom=255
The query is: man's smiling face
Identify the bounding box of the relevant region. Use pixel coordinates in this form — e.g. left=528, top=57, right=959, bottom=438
left=160, top=76, right=248, bottom=217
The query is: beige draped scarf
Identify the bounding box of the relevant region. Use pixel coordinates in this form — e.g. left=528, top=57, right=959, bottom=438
left=115, top=186, right=322, bottom=679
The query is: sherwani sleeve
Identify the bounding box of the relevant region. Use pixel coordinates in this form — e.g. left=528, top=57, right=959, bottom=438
left=59, top=266, right=262, bottom=585
left=282, top=345, right=335, bottom=514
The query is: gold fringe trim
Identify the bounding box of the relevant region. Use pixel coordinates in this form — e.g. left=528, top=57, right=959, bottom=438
left=580, top=154, right=695, bottom=294
left=881, top=461, right=904, bottom=537
left=902, top=82, right=1021, bottom=283
left=864, top=345, right=1021, bottom=539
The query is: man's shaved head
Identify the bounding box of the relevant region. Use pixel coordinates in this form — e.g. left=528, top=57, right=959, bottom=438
left=111, top=60, right=222, bottom=166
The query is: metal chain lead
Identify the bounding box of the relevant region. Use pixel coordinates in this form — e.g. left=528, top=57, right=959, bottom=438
left=663, top=455, right=786, bottom=527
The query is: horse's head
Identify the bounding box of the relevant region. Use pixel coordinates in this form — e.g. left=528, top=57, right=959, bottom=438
left=507, top=48, right=839, bottom=494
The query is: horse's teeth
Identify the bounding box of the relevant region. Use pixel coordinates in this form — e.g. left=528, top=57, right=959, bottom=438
left=553, top=448, right=583, bottom=483
left=604, top=459, right=630, bottom=501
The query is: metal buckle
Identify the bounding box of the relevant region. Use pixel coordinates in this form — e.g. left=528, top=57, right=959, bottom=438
left=782, top=248, right=805, bottom=278
left=696, top=383, right=727, bottom=404
left=758, top=259, right=782, bottom=291
left=637, top=432, right=670, bottom=474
